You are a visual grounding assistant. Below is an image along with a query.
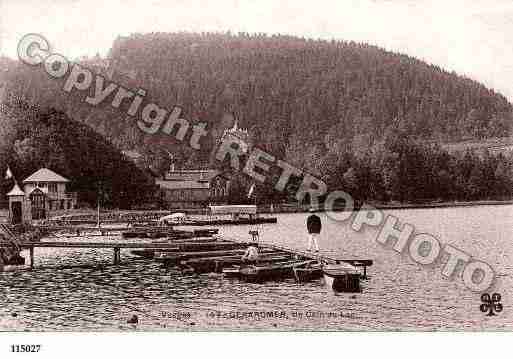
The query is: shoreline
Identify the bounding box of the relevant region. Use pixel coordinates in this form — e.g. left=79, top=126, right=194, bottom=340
left=258, top=199, right=513, bottom=214
left=17, top=199, right=512, bottom=223
left=367, top=199, right=513, bottom=211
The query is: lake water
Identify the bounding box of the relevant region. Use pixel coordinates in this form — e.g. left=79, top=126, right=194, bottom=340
left=1, top=205, right=512, bottom=331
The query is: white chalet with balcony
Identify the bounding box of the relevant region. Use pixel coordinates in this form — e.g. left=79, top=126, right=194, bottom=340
left=7, top=168, right=77, bottom=224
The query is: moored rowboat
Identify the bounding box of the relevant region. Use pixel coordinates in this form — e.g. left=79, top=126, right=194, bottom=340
left=323, top=263, right=361, bottom=293
left=239, top=260, right=313, bottom=283
left=182, top=252, right=292, bottom=274
left=156, top=247, right=280, bottom=266
left=293, top=260, right=323, bottom=282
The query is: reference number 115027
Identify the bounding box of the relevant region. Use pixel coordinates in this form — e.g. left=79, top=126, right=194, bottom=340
left=10, top=345, right=41, bottom=353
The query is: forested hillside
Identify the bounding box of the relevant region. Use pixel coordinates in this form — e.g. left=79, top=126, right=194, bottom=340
left=2, top=33, right=512, bottom=168
left=0, top=95, right=154, bottom=208
left=1, top=33, right=512, bottom=204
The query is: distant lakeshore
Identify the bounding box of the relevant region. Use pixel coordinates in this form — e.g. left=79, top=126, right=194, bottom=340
left=11, top=199, right=508, bottom=223
left=2, top=200, right=511, bottom=224
left=258, top=199, right=513, bottom=214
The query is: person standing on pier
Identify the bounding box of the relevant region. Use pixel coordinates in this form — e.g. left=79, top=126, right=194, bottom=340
left=306, top=210, right=321, bottom=252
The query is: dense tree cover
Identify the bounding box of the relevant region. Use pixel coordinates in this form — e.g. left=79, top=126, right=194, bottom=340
left=2, top=33, right=512, bottom=166
left=310, top=124, right=513, bottom=204
left=1, top=34, right=512, bottom=205
left=0, top=96, right=154, bottom=208
left=220, top=125, right=513, bottom=206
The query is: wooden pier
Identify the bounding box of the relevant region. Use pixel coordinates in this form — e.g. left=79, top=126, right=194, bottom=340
left=2, top=220, right=373, bottom=293
left=1, top=216, right=375, bottom=293
left=0, top=238, right=372, bottom=275
left=0, top=239, right=240, bottom=268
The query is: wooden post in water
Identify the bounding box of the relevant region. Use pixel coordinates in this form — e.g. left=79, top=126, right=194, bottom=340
left=97, top=200, right=100, bottom=229
left=113, top=247, right=121, bottom=265
left=29, top=247, right=34, bottom=270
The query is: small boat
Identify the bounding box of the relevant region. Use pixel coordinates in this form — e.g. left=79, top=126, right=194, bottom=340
left=205, top=205, right=277, bottom=225
left=323, top=263, right=362, bottom=293
left=192, top=229, right=219, bottom=237
left=293, top=260, right=323, bottom=282
left=181, top=253, right=292, bottom=274
left=239, top=260, right=312, bottom=283
left=0, top=253, right=25, bottom=272
left=222, top=266, right=242, bottom=278
left=130, top=249, right=155, bottom=259
left=130, top=238, right=218, bottom=259
left=158, top=212, right=187, bottom=224
left=175, top=241, right=249, bottom=253
left=156, top=247, right=279, bottom=266
left=122, top=228, right=218, bottom=239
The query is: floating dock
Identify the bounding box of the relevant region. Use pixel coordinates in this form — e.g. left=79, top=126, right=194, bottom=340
left=32, top=225, right=219, bottom=239
left=1, top=224, right=373, bottom=292
left=0, top=237, right=372, bottom=274
left=45, top=217, right=277, bottom=227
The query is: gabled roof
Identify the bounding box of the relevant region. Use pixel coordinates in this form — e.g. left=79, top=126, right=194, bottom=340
left=7, top=182, right=25, bottom=196
left=23, top=168, right=70, bottom=183
left=163, top=169, right=221, bottom=182
left=156, top=179, right=210, bottom=190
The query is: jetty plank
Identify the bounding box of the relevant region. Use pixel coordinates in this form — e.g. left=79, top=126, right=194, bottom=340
left=155, top=247, right=282, bottom=261
left=0, top=241, right=181, bottom=250
left=260, top=243, right=373, bottom=267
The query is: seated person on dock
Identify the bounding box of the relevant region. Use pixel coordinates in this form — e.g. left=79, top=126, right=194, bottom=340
left=241, top=243, right=260, bottom=263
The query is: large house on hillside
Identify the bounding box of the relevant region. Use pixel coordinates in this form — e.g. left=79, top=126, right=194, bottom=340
left=7, top=168, right=77, bottom=224
left=221, top=121, right=251, bottom=153
left=156, top=169, right=230, bottom=209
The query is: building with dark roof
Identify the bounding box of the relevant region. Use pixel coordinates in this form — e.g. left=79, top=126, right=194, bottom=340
left=156, top=169, right=230, bottom=209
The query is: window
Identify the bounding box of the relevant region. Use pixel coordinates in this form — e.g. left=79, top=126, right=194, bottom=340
left=48, top=183, right=57, bottom=193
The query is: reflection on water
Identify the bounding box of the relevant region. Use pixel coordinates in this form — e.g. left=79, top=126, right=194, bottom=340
left=1, top=205, right=512, bottom=331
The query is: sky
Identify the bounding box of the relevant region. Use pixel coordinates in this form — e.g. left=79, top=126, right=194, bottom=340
left=1, top=0, right=513, bottom=100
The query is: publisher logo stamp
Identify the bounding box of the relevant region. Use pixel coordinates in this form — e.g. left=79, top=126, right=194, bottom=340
left=480, top=293, right=503, bottom=316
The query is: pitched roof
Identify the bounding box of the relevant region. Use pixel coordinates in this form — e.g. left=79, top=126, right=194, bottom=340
left=6, top=182, right=25, bottom=196
left=156, top=179, right=210, bottom=190
left=23, top=168, right=70, bottom=183
left=163, top=169, right=221, bottom=182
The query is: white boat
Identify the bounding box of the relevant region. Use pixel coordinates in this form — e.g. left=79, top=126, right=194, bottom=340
left=208, top=205, right=257, bottom=219
left=158, top=212, right=187, bottom=224
left=207, top=205, right=277, bottom=224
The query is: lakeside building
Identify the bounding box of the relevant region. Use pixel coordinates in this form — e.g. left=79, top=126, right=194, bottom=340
left=7, top=168, right=77, bottom=224
left=156, top=169, right=230, bottom=209
left=221, top=121, right=251, bottom=153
